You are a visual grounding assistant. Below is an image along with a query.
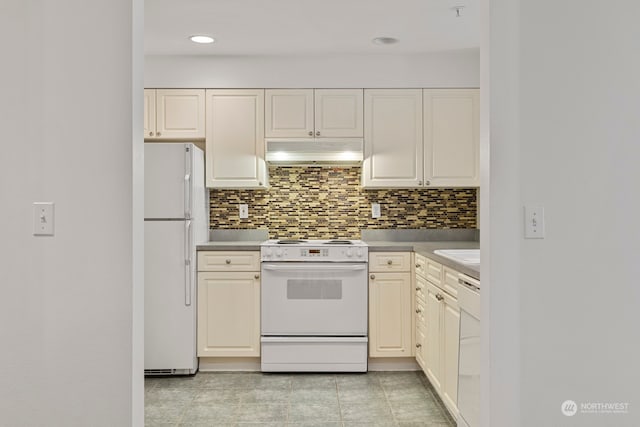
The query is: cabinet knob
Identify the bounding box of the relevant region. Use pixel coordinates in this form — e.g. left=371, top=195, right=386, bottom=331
left=308, top=131, right=313, bottom=136
left=225, top=259, right=231, bottom=264
left=418, top=181, right=423, bottom=186
left=416, top=264, right=421, bottom=268
left=254, top=274, right=260, bottom=279
left=315, top=130, right=320, bottom=136
left=416, top=287, right=420, bottom=291
left=258, top=182, right=263, bottom=186
left=157, top=131, right=161, bottom=136
left=370, top=274, right=375, bottom=280
left=425, top=180, right=431, bottom=186
left=387, top=260, right=393, bottom=265
left=148, top=131, right=153, bottom=136
left=436, top=294, right=444, bottom=301
left=415, top=309, right=422, bottom=314
left=416, top=343, right=422, bottom=348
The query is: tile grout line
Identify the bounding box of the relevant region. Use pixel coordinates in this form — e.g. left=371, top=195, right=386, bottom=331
left=379, top=373, right=400, bottom=427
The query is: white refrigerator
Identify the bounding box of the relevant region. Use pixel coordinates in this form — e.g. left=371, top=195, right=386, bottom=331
left=144, top=143, right=207, bottom=375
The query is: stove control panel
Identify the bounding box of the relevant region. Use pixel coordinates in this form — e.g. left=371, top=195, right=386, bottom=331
left=261, top=245, right=368, bottom=262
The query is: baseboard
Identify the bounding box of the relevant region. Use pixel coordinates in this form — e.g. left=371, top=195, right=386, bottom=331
left=198, top=357, right=261, bottom=372
left=367, top=357, right=420, bottom=371
left=198, top=357, right=420, bottom=372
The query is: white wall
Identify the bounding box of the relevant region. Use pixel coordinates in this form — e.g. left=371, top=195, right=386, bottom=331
left=144, top=49, right=479, bottom=88
left=487, top=1, right=640, bottom=426
left=0, top=1, right=142, bottom=426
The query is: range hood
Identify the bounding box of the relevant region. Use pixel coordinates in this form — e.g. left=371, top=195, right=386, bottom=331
left=265, top=139, right=363, bottom=166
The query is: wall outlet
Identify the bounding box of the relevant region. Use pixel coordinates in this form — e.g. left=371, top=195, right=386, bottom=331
left=371, top=203, right=381, bottom=219
left=524, top=205, right=545, bottom=238
left=33, top=202, right=55, bottom=236
left=239, top=204, right=249, bottom=219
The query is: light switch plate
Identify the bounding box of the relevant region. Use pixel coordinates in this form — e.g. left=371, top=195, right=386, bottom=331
left=524, top=205, right=544, bottom=238
left=239, top=204, right=249, bottom=219
left=33, top=202, right=55, bottom=236
left=371, top=203, right=381, bottom=219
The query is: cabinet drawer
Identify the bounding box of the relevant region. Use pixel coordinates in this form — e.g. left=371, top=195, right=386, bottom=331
left=442, top=266, right=459, bottom=298
left=414, top=253, right=427, bottom=278
left=425, top=256, right=443, bottom=287
left=197, top=251, right=260, bottom=271
left=415, top=273, right=427, bottom=304
left=415, top=298, right=426, bottom=329
left=369, top=252, right=411, bottom=272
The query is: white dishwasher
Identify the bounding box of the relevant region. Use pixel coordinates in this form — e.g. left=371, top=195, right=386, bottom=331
left=457, top=274, right=480, bottom=427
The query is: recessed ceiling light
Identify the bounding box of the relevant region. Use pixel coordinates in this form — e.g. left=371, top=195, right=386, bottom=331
left=189, top=35, right=215, bottom=44
left=372, top=37, right=399, bottom=45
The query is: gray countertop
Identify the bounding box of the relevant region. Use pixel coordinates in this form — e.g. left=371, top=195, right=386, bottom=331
left=364, top=240, right=480, bottom=280
left=196, top=241, right=264, bottom=251
left=197, top=239, right=480, bottom=280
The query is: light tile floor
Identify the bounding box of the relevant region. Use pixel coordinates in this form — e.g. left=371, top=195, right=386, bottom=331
left=145, top=371, right=455, bottom=427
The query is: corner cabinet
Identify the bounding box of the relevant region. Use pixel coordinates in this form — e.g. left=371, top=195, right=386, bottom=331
left=144, top=89, right=205, bottom=140
left=415, top=253, right=460, bottom=420
left=362, top=89, right=424, bottom=188
left=368, top=252, right=413, bottom=357
left=205, top=89, right=268, bottom=189
left=265, top=89, right=363, bottom=138
left=197, top=251, right=261, bottom=357
left=424, top=89, right=480, bottom=187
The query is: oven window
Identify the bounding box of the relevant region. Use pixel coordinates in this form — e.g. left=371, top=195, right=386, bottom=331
left=287, top=279, right=342, bottom=300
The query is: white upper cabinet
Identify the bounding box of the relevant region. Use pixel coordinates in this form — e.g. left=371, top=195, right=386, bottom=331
left=143, top=89, right=156, bottom=138
left=205, top=89, right=268, bottom=189
left=362, top=89, right=424, bottom=188
left=144, top=89, right=205, bottom=140
left=424, top=89, right=479, bottom=187
left=265, top=89, right=363, bottom=138
left=314, top=89, right=363, bottom=137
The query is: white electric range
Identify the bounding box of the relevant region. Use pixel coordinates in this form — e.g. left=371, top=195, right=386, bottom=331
left=260, top=239, right=369, bottom=372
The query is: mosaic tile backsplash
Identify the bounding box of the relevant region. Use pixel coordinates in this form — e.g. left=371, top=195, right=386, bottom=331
left=209, top=167, right=477, bottom=239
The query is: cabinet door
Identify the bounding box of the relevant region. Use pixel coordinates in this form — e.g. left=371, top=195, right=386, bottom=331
left=197, top=271, right=260, bottom=357
left=442, top=292, right=460, bottom=416
left=265, top=89, right=314, bottom=138
left=362, top=89, right=423, bottom=188
left=369, top=272, right=412, bottom=357
left=424, top=281, right=442, bottom=390
left=143, top=89, right=156, bottom=139
left=205, top=89, right=267, bottom=188
left=155, top=89, right=205, bottom=140
left=314, top=89, right=363, bottom=138
left=423, top=89, right=479, bottom=187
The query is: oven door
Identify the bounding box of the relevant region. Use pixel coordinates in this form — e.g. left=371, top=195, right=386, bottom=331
left=261, top=262, right=368, bottom=336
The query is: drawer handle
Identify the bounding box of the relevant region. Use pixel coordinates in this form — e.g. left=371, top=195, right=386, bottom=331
left=254, top=274, right=260, bottom=279
left=416, top=343, right=422, bottom=348
left=370, top=274, right=376, bottom=280
left=416, top=264, right=421, bottom=268
left=387, top=260, right=393, bottom=265
left=415, top=309, right=422, bottom=314
left=436, top=294, right=444, bottom=301
left=225, top=259, right=231, bottom=264
left=416, top=287, right=420, bottom=291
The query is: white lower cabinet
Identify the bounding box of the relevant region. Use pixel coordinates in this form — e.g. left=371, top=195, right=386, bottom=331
left=197, top=252, right=260, bottom=357
left=415, top=254, right=460, bottom=419
left=368, top=252, right=413, bottom=357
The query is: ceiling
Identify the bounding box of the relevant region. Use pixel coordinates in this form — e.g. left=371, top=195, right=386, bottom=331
left=145, top=0, right=480, bottom=56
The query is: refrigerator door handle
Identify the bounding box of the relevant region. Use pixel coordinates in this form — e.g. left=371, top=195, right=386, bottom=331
left=184, top=219, right=192, bottom=306
left=184, top=146, right=192, bottom=219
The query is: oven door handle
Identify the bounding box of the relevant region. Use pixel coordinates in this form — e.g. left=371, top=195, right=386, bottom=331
left=262, top=264, right=367, bottom=272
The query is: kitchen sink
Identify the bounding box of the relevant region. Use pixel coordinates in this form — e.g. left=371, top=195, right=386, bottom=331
left=433, top=249, right=480, bottom=265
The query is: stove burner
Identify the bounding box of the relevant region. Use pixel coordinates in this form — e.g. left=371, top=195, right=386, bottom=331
left=276, top=239, right=308, bottom=245
left=324, top=240, right=353, bottom=245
